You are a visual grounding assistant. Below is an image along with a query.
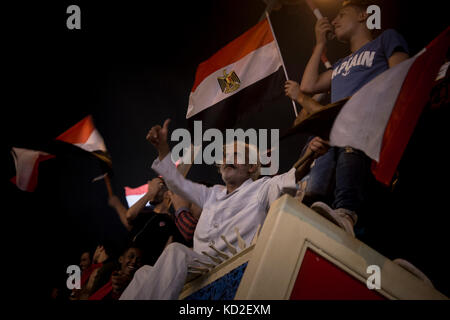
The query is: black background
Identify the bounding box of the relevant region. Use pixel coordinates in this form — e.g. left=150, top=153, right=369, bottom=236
left=4, top=0, right=449, bottom=300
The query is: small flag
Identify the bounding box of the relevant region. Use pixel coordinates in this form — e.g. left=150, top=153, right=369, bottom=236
left=124, top=184, right=149, bottom=208
left=56, top=115, right=107, bottom=153
left=330, top=27, right=450, bottom=186
left=123, top=159, right=185, bottom=208
left=56, top=115, right=112, bottom=169
left=10, top=147, right=55, bottom=192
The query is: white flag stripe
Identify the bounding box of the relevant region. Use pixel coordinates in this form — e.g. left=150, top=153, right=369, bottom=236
left=187, top=41, right=281, bottom=119
left=74, top=128, right=107, bottom=152
left=11, top=147, right=52, bottom=191
left=330, top=55, right=419, bottom=161
left=125, top=194, right=148, bottom=208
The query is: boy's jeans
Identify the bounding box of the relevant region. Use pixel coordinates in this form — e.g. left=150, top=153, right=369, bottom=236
left=303, top=146, right=371, bottom=213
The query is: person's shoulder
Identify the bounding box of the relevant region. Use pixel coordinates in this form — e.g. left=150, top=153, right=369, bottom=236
left=130, top=207, right=155, bottom=225
left=254, top=174, right=279, bottom=186
left=376, top=28, right=409, bottom=55
left=139, top=207, right=156, bottom=216
left=377, top=29, right=404, bottom=41
left=333, top=57, right=345, bottom=69
left=211, top=184, right=226, bottom=192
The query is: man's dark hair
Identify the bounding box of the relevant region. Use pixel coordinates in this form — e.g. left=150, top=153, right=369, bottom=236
left=341, top=0, right=382, bottom=36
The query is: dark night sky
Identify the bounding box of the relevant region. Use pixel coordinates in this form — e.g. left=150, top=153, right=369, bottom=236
left=5, top=0, right=449, bottom=298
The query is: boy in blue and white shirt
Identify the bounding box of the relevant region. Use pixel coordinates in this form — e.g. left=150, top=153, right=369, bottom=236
left=284, top=0, right=409, bottom=236
left=331, top=28, right=409, bottom=102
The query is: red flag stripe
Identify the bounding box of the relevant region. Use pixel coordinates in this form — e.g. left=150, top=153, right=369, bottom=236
left=125, top=184, right=148, bottom=196
left=372, top=27, right=450, bottom=185
left=56, top=115, right=95, bottom=144
left=26, top=154, right=55, bottom=191
left=11, top=150, right=55, bottom=192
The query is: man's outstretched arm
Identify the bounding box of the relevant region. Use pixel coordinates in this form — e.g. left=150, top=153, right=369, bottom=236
left=147, top=119, right=211, bottom=210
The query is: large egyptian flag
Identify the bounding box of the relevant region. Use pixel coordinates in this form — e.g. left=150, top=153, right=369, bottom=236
left=186, top=17, right=285, bottom=130
left=330, top=27, right=449, bottom=186
left=10, top=148, right=55, bottom=192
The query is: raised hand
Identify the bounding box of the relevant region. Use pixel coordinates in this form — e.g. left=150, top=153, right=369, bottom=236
left=146, top=119, right=171, bottom=159
left=285, top=80, right=302, bottom=101
left=308, top=136, right=330, bottom=157
left=315, top=17, right=334, bottom=45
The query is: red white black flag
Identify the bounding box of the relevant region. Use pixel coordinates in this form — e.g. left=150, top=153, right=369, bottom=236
left=330, top=27, right=450, bottom=186
left=187, top=17, right=286, bottom=130
left=10, top=148, right=55, bottom=192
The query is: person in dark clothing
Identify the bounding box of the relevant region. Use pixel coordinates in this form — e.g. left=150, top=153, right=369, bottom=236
left=70, top=241, right=117, bottom=300
left=89, top=244, right=144, bottom=300
left=108, top=177, right=199, bottom=265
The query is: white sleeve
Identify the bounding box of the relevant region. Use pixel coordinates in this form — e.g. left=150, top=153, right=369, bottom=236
left=151, top=154, right=211, bottom=208
left=258, top=168, right=297, bottom=208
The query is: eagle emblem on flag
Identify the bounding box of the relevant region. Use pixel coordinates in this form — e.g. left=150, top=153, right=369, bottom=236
left=217, top=69, right=241, bottom=94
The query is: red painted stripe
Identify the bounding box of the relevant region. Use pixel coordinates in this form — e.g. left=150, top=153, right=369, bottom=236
left=191, top=18, right=274, bottom=92
left=372, top=27, right=450, bottom=185
left=290, top=249, right=385, bottom=300
left=55, top=115, right=95, bottom=144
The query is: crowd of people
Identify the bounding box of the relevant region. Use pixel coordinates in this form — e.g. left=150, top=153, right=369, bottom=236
left=56, top=0, right=416, bottom=300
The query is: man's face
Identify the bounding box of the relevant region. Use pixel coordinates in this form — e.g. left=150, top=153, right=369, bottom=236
left=119, top=247, right=143, bottom=277
left=80, top=252, right=91, bottom=271
left=219, top=143, right=256, bottom=186
left=332, top=6, right=364, bottom=41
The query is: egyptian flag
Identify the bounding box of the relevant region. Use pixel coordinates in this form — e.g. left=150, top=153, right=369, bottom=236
left=186, top=17, right=285, bottom=130
left=10, top=147, right=55, bottom=192
left=330, top=27, right=450, bottom=186
left=124, top=160, right=184, bottom=208
left=56, top=115, right=107, bottom=153
left=124, top=184, right=149, bottom=208
left=56, top=115, right=111, bottom=167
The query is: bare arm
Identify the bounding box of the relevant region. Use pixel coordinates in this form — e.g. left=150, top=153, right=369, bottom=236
left=294, top=136, right=330, bottom=181
left=147, top=119, right=211, bottom=210
left=388, top=51, right=409, bottom=68
left=285, top=81, right=325, bottom=113
left=299, top=18, right=333, bottom=94
left=108, top=195, right=132, bottom=231
left=125, top=179, right=161, bottom=224
left=300, top=51, right=333, bottom=94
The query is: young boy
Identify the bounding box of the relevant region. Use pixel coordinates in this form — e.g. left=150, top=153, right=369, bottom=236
left=285, top=0, right=409, bottom=236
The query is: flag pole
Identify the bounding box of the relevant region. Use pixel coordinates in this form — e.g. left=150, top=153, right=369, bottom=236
left=265, top=11, right=299, bottom=118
